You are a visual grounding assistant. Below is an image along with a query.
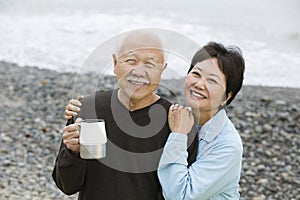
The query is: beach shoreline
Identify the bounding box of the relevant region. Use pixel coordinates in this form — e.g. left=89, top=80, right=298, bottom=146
left=0, top=61, right=299, bottom=199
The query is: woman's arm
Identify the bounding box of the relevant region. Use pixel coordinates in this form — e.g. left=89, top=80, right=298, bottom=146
left=158, top=134, right=242, bottom=200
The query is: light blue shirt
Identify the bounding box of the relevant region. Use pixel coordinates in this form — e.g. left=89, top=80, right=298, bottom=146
left=158, top=109, right=243, bottom=200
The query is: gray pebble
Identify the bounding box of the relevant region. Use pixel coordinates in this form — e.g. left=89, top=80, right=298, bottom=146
left=0, top=61, right=299, bottom=199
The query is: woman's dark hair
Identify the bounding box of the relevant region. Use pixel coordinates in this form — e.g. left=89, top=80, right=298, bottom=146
left=188, top=42, right=245, bottom=105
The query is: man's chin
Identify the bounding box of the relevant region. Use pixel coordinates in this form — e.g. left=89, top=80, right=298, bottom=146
left=129, top=91, right=150, bottom=100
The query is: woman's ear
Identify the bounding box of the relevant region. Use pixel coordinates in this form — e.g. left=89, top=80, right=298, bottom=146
left=223, top=92, right=233, bottom=105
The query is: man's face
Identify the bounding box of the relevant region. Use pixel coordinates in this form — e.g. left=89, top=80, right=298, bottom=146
left=113, top=47, right=165, bottom=102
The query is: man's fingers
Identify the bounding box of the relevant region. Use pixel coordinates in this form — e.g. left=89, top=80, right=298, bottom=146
left=64, top=114, right=72, bottom=120
left=68, top=99, right=82, bottom=107
left=77, top=95, right=84, bottom=101
left=62, top=130, right=80, bottom=140
left=75, top=118, right=83, bottom=124
left=64, top=138, right=79, bottom=145
left=65, top=143, right=80, bottom=153
left=62, top=123, right=79, bottom=133
left=64, top=110, right=78, bottom=118
left=66, top=104, right=80, bottom=112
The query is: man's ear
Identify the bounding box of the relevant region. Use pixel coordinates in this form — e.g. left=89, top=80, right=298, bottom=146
left=112, top=54, right=118, bottom=74
left=163, top=63, right=168, bottom=71
left=112, top=54, right=117, bottom=66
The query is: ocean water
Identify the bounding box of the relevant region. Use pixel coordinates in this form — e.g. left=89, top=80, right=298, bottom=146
left=0, top=0, right=299, bottom=88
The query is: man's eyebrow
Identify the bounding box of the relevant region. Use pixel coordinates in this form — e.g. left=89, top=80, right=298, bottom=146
left=120, top=51, right=136, bottom=58
left=147, top=55, right=158, bottom=61
left=120, top=51, right=159, bottom=61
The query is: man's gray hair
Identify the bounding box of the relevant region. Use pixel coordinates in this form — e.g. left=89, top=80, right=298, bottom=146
left=115, top=29, right=168, bottom=62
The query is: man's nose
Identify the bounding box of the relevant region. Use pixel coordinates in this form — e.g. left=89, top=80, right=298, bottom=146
left=131, top=64, right=147, bottom=77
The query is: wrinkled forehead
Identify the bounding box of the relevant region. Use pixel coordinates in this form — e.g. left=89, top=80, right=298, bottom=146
left=117, top=31, right=164, bottom=62
left=119, top=48, right=164, bottom=62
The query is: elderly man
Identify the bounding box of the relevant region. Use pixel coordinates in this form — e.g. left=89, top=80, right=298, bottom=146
left=52, top=30, right=198, bottom=200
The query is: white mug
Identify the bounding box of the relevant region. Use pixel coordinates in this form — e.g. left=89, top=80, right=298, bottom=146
left=79, top=119, right=107, bottom=159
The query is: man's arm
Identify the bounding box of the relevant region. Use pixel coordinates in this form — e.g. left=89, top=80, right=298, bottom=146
left=52, top=119, right=87, bottom=195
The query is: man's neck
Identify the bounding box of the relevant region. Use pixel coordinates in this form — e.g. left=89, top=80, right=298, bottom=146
left=117, top=90, right=161, bottom=111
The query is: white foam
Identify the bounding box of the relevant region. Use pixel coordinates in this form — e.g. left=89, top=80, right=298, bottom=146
left=0, top=0, right=300, bottom=88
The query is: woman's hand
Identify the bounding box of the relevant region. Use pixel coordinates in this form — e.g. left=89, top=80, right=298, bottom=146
left=64, top=96, right=83, bottom=120
left=168, top=104, right=194, bottom=134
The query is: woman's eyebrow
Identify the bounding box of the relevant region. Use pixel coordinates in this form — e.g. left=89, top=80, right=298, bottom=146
left=193, top=66, right=202, bottom=72
left=209, top=73, right=221, bottom=81
left=194, top=66, right=221, bottom=81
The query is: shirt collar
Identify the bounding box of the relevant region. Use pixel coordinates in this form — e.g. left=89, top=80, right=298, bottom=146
left=197, top=109, right=227, bottom=142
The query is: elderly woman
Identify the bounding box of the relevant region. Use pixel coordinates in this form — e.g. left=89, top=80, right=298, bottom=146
left=64, top=42, right=245, bottom=199
left=157, top=42, right=245, bottom=199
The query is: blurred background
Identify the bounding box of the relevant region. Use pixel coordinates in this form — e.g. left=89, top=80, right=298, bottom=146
left=0, top=1, right=299, bottom=199
left=0, top=0, right=300, bottom=87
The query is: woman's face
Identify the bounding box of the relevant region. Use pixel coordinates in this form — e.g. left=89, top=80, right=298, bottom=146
left=184, top=58, right=228, bottom=115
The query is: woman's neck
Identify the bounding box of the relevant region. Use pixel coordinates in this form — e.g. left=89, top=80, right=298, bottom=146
left=193, top=109, right=219, bottom=126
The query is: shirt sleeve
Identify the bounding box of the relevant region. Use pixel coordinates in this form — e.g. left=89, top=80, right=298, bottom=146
left=52, top=141, right=87, bottom=195
left=157, top=132, right=242, bottom=200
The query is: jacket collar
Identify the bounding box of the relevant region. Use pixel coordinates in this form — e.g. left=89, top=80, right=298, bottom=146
left=198, top=109, right=227, bottom=142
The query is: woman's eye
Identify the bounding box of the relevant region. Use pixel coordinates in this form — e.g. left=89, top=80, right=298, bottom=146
left=208, top=78, right=217, bottom=84
left=192, top=71, right=201, bottom=77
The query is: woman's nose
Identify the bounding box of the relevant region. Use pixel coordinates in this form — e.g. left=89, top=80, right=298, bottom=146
left=194, top=78, right=206, bottom=90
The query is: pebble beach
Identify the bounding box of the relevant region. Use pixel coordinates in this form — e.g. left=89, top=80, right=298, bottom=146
left=0, top=61, right=299, bottom=199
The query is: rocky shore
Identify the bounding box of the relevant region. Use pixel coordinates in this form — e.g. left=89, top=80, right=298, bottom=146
left=0, top=61, right=299, bottom=199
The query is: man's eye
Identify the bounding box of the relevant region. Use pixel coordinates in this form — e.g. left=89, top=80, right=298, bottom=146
left=145, top=62, right=155, bottom=68
left=125, top=59, right=136, bottom=64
